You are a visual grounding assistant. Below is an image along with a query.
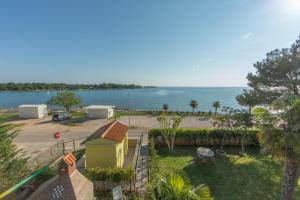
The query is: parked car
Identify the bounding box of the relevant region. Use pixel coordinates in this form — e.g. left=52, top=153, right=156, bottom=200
left=52, top=112, right=72, bottom=122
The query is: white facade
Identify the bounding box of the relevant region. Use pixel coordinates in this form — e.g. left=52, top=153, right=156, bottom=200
left=85, top=105, right=115, bottom=119
left=18, top=104, right=48, bottom=119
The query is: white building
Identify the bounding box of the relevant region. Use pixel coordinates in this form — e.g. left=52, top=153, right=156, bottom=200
left=18, top=104, right=48, bottom=119
left=84, top=105, right=115, bottom=119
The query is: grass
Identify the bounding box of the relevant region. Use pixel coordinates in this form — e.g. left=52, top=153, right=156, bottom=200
left=0, top=113, right=18, bottom=122
left=152, top=146, right=300, bottom=200
left=115, top=110, right=152, bottom=116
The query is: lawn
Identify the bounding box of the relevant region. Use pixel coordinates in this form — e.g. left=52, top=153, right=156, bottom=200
left=152, top=146, right=300, bottom=200
left=0, top=113, right=18, bottom=122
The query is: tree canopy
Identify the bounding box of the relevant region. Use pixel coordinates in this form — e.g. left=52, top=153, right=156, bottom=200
left=0, top=82, right=151, bottom=91
left=241, top=36, right=300, bottom=104
left=236, top=89, right=260, bottom=112
left=244, top=35, right=300, bottom=200
left=157, top=114, right=182, bottom=152
left=190, top=100, right=198, bottom=113
left=0, top=123, right=29, bottom=192
left=47, top=91, right=81, bottom=112
left=212, top=101, right=221, bottom=115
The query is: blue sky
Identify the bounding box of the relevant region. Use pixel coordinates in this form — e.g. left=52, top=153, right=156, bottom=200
left=0, top=0, right=299, bottom=86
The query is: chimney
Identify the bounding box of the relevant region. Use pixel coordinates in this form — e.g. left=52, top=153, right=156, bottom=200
left=59, top=153, right=76, bottom=176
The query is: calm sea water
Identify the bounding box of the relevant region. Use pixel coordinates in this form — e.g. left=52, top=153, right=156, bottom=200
left=0, top=87, right=246, bottom=111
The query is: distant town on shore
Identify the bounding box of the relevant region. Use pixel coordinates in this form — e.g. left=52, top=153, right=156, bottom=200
left=0, top=82, right=156, bottom=91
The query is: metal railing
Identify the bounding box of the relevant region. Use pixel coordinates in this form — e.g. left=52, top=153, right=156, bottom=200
left=62, top=137, right=87, bottom=154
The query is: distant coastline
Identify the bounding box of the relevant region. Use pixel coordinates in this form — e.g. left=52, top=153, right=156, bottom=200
left=0, top=82, right=156, bottom=91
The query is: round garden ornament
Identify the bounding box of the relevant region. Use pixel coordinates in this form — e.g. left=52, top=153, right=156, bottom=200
left=196, top=147, right=214, bottom=163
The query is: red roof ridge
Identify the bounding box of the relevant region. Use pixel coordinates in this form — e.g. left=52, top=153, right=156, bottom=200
left=102, top=120, right=128, bottom=142
left=101, top=120, right=118, bottom=138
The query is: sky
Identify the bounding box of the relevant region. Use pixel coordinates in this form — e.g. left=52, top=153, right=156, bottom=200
left=0, top=0, right=299, bottom=87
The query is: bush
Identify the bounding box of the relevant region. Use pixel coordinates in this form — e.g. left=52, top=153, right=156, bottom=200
left=145, top=173, right=213, bottom=200
left=85, top=167, right=134, bottom=183
left=149, top=128, right=259, bottom=147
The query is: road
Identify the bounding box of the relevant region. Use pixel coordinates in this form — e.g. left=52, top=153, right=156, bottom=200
left=11, top=115, right=213, bottom=157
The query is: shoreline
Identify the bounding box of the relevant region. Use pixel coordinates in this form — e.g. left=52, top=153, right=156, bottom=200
left=0, top=88, right=153, bottom=92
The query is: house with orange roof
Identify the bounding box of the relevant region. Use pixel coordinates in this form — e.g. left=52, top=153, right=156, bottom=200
left=84, top=120, right=129, bottom=168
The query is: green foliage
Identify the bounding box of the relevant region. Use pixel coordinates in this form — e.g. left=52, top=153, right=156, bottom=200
left=212, top=101, right=220, bottom=115
left=0, top=113, right=18, bottom=122
left=235, top=90, right=260, bottom=112
left=211, top=107, right=237, bottom=154
left=47, top=90, right=81, bottom=112
left=152, top=146, right=294, bottom=200
left=243, top=36, right=300, bottom=103
left=244, top=35, right=300, bottom=200
left=113, top=112, right=122, bottom=120
left=145, top=173, right=213, bottom=200
left=253, top=95, right=300, bottom=162
left=0, top=123, right=29, bottom=192
left=85, top=167, right=134, bottom=183
left=157, top=114, right=182, bottom=152
left=149, top=128, right=259, bottom=146
left=0, top=82, right=147, bottom=91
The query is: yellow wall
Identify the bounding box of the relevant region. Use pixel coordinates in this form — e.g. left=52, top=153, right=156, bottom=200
left=124, top=133, right=128, bottom=155
left=86, top=138, right=117, bottom=168
left=85, top=132, right=128, bottom=168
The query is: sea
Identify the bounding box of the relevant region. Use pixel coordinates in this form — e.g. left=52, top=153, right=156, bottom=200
left=0, top=87, right=247, bottom=112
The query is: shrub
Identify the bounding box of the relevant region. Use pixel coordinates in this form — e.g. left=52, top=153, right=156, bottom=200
left=145, top=173, right=213, bottom=200
left=85, top=167, right=134, bottom=183
left=149, top=128, right=259, bottom=147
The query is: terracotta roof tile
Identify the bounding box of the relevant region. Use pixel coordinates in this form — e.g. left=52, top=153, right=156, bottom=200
left=103, top=121, right=128, bottom=142
left=83, top=121, right=128, bottom=143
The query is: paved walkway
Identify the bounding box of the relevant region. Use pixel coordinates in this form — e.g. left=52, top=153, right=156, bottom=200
left=135, top=138, right=149, bottom=195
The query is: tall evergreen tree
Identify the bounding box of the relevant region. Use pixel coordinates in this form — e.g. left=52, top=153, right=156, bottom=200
left=242, top=36, right=300, bottom=104
left=0, top=123, right=29, bottom=192
left=245, top=36, right=300, bottom=200
left=236, top=90, right=260, bottom=113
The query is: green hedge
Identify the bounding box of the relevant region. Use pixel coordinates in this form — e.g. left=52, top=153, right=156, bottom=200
left=85, top=167, right=134, bottom=183
left=149, top=128, right=259, bottom=146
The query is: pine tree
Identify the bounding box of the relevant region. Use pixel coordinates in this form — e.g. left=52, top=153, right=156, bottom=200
left=0, top=123, right=29, bottom=192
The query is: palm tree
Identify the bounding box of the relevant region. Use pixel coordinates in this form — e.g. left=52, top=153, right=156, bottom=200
left=145, top=173, right=213, bottom=200
left=190, top=100, right=198, bottom=114
left=163, top=104, right=169, bottom=113
left=212, top=101, right=221, bottom=116
left=253, top=94, right=300, bottom=200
